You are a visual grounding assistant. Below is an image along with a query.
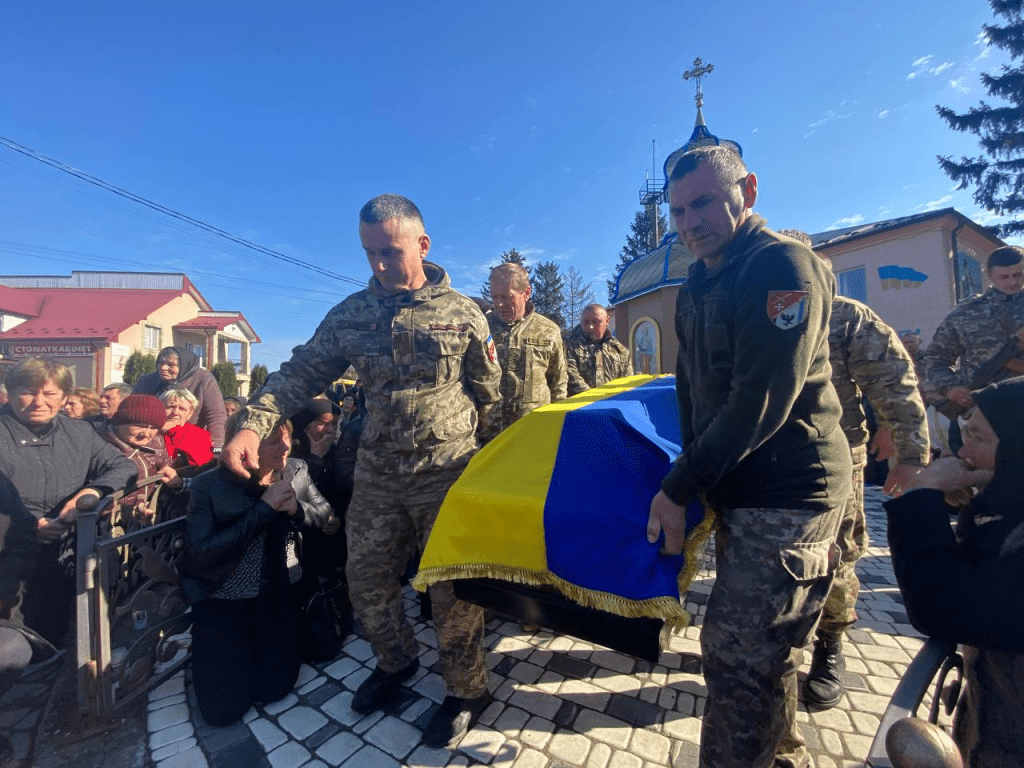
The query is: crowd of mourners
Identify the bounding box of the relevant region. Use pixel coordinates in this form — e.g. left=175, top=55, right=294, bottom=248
left=0, top=188, right=1023, bottom=767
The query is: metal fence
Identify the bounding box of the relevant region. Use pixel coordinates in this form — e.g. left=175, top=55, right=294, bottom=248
left=75, top=477, right=193, bottom=724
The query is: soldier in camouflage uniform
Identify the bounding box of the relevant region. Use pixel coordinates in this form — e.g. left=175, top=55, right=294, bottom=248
left=223, top=195, right=502, bottom=748
left=648, top=149, right=851, bottom=768
left=563, top=303, right=633, bottom=396
left=487, top=263, right=568, bottom=431
left=924, top=246, right=1024, bottom=414
left=808, top=293, right=930, bottom=707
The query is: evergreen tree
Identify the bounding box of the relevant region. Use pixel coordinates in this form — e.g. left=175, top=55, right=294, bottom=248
left=481, top=247, right=531, bottom=302
left=607, top=205, right=668, bottom=301
left=562, top=266, right=596, bottom=329
left=531, top=261, right=566, bottom=328
left=123, top=351, right=156, bottom=385
left=937, top=0, right=1024, bottom=236
left=249, top=363, right=269, bottom=392
left=211, top=362, right=239, bottom=397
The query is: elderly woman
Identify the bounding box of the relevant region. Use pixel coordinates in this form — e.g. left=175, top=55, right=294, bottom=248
left=63, top=387, right=100, bottom=419
left=100, top=394, right=184, bottom=525
left=159, top=387, right=215, bottom=470
left=886, top=376, right=1024, bottom=766
left=177, top=418, right=332, bottom=726
left=133, top=347, right=227, bottom=449
left=0, top=357, right=135, bottom=649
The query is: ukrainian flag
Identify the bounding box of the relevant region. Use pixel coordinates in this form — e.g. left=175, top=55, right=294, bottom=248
left=413, top=374, right=714, bottom=629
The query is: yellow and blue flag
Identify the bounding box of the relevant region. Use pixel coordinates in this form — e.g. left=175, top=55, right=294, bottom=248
left=413, top=374, right=714, bottom=629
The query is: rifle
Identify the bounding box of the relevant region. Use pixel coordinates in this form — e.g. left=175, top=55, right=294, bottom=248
left=937, top=328, right=1024, bottom=419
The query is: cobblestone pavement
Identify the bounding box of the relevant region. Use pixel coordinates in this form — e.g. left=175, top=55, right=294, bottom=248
left=137, top=486, right=918, bottom=768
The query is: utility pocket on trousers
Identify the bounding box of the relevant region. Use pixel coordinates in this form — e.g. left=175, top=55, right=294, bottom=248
left=779, top=539, right=838, bottom=582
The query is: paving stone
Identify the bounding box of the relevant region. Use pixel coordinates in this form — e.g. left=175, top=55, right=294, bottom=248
left=338, top=744, right=400, bottom=767
left=547, top=729, right=591, bottom=765
left=662, top=711, right=702, bottom=743
left=321, top=691, right=363, bottom=726
left=198, top=720, right=251, bottom=752
left=590, top=650, right=635, bottom=675
left=150, top=674, right=186, bottom=701
left=586, top=742, right=612, bottom=768
left=510, top=748, right=549, bottom=768
left=845, top=690, right=892, bottom=716
left=479, top=699, right=505, bottom=727
left=150, top=722, right=196, bottom=751
left=589, top=672, right=642, bottom=695
left=401, top=697, right=434, bottom=724
left=151, top=736, right=198, bottom=762
left=509, top=687, right=563, bottom=720
left=841, top=731, right=873, bottom=760
left=807, top=706, right=852, bottom=732
left=342, top=667, right=372, bottom=691
left=158, top=745, right=209, bottom=768
left=264, top=693, right=300, bottom=716
left=573, top=709, right=631, bottom=749
left=299, top=676, right=327, bottom=696
left=547, top=654, right=597, bottom=680
left=249, top=717, right=288, bottom=752
left=627, top=728, right=670, bottom=763
left=364, top=715, right=422, bottom=759
left=493, top=657, right=517, bottom=676
left=279, top=705, right=328, bottom=740
left=406, top=743, right=455, bottom=767
left=606, top=750, right=643, bottom=768
left=554, top=700, right=578, bottom=727
left=820, top=727, right=844, bottom=757
left=307, top=681, right=343, bottom=708
left=149, top=692, right=188, bottom=712
left=341, top=638, right=375, bottom=661
left=458, top=725, right=507, bottom=764
left=509, top=661, right=545, bottom=684
left=268, top=741, right=311, bottom=768
left=518, top=715, right=556, bottom=750
left=606, top=693, right=663, bottom=727
left=305, top=722, right=341, bottom=751
left=493, top=705, right=531, bottom=735
left=557, top=679, right=611, bottom=711
left=849, top=710, right=881, bottom=736
left=323, top=657, right=362, bottom=680
left=315, top=730, right=363, bottom=766
left=412, top=672, right=447, bottom=703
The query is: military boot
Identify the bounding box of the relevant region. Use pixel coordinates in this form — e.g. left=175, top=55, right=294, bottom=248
left=804, top=634, right=845, bottom=708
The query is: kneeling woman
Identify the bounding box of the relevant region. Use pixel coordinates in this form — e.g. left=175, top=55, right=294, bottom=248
left=177, top=418, right=332, bottom=726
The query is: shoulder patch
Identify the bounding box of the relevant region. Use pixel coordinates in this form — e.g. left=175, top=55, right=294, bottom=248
left=486, top=334, right=497, bottom=364
left=767, top=290, right=809, bottom=330
left=429, top=323, right=470, bottom=332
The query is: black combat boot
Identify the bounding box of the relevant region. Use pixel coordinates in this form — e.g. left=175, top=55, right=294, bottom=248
left=804, top=634, right=845, bottom=708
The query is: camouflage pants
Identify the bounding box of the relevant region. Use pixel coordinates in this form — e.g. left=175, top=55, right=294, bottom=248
left=345, top=466, right=487, bottom=699
left=700, top=505, right=843, bottom=768
left=817, top=463, right=867, bottom=638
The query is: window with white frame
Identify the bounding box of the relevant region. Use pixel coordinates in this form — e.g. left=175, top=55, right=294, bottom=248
left=143, top=325, right=161, bottom=350
left=836, top=267, right=867, bottom=303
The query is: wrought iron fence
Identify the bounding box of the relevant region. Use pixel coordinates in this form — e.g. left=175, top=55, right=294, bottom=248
left=75, top=477, right=193, bottom=724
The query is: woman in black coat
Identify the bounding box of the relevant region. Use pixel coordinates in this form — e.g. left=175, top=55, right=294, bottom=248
left=886, top=376, right=1024, bottom=767
left=177, top=418, right=331, bottom=726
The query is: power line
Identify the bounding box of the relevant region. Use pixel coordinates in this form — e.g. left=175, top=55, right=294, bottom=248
left=0, top=135, right=365, bottom=287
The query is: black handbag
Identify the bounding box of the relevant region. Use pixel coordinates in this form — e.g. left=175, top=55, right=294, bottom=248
left=301, top=579, right=353, bottom=662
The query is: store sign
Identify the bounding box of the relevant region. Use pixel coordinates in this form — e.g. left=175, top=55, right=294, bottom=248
left=5, top=342, right=95, bottom=357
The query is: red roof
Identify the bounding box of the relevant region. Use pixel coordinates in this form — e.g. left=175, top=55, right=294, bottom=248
left=0, top=288, right=184, bottom=341
left=0, top=285, right=44, bottom=318
left=174, top=313, right=261, bottom=342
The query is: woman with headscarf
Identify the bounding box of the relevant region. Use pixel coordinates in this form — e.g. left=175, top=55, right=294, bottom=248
left=886, top=376, right=1024, bottom=766
left=176, top=418, right=331, bottom=725
left=133, top=347, right=227, bottom=449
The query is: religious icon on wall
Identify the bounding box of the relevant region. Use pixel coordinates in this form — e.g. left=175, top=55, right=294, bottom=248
left=632, top=319, right=659, bottom=375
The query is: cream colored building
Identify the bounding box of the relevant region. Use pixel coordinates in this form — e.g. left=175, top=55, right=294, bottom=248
left=611, top=208, right=1005, bottom=374
left=0, top=272, right=260, bottom=393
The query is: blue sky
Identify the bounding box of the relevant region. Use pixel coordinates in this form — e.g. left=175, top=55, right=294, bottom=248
left=0, top=0, right=1009, bottom=367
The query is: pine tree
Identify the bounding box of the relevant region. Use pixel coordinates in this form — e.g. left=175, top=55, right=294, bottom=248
left=531, top=261, right=566, bottom=328
left=211, top=362, right=239, bottom=397
left=563, top=266, right=596, bottom=329
left=937, top=0, right=1024, bottom=236
left=481, top=247, right=532, bottom=303
left=123, top=351, right=156, bottom=385
left=607, top=205, right=668, bottom=301
left=250, top=363, right=269, bottom=392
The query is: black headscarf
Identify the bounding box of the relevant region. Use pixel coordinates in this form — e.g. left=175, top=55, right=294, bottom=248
left=290, top=398, right=341, bottom=460
left=157, top=346, right=201, bottom=390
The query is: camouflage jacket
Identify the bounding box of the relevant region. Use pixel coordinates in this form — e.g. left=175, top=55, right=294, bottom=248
left=242, top=263, right=502, bottom=475
left=562, top=325, right=633, bottom=396
left=487, top=304, right=568, bottom=431
left=828, top=297, right=929, bottom=466
left=924, top=287, right=1024, bottom=394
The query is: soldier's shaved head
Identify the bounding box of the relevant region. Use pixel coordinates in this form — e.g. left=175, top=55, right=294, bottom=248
left=359, top=194, right=425, bottom=231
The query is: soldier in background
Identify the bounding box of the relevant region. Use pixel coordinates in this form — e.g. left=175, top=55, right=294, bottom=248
left=781, top=230, right=930, bottom=709
left=563, top=303, right=633, bottom=396
left=925, top=246, right=1024, bottom=414
left=487, top=263, right=568, bottom=431
left=222, top=194, right=501, bottom=748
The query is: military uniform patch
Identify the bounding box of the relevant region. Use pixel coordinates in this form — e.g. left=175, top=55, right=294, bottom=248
left=766, top=291, right=809, bottom=330
left=486, top=334, right=497, bottom=363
